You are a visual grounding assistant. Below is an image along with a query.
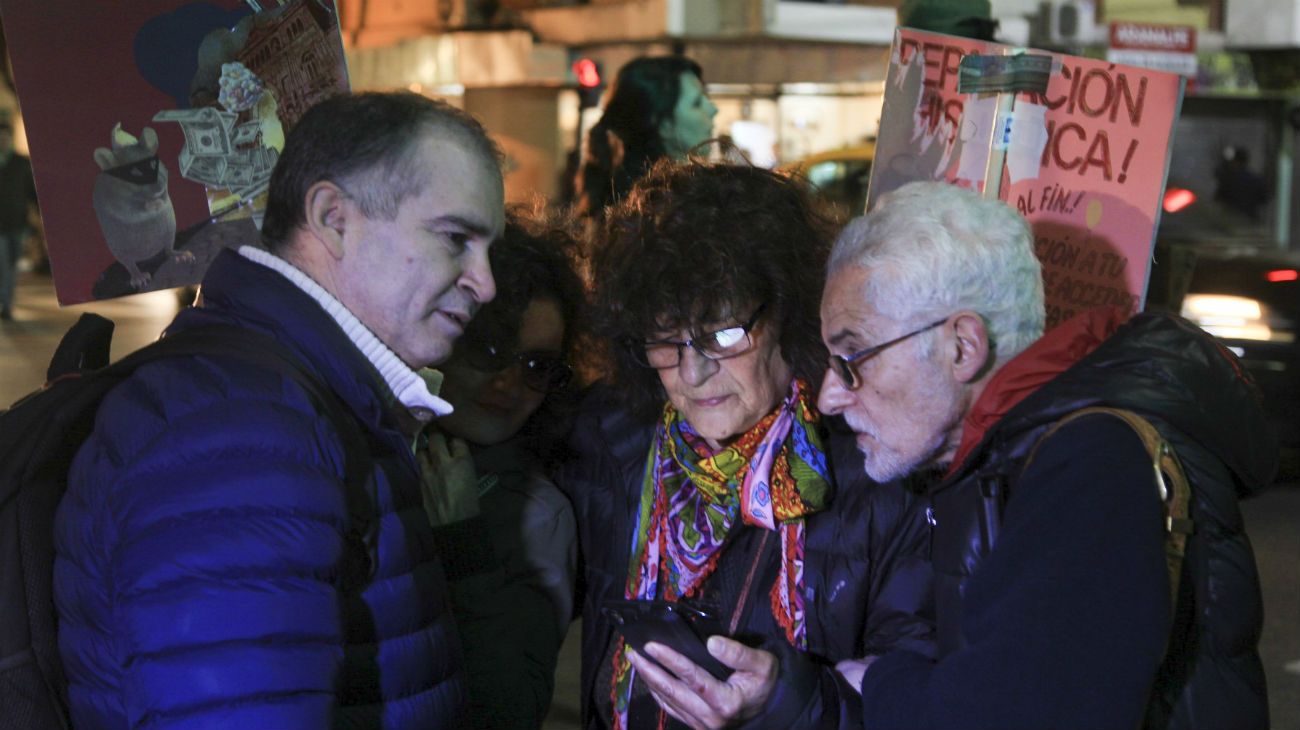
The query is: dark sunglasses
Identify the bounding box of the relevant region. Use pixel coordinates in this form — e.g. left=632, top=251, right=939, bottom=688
left=104, top=156, right=161, bottom=185
left=458, top=339, right=573, bottom=394
left=827, top=317, right=949, bottom=390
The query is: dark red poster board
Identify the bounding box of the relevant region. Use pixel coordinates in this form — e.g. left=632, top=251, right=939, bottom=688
left=0, top=0, right=349, bottom=304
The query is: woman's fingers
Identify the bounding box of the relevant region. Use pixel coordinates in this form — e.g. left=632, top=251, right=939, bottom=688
left=426, top=430, right=452, bottom=463
left=448, top=434, right=471, bottom=460
left=628, top=648, right=720, bottom=729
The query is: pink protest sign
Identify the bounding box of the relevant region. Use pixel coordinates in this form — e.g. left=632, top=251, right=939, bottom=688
left=868, top=28, right=1185, bottom=329
left=0, top=0, right=349, bottom=305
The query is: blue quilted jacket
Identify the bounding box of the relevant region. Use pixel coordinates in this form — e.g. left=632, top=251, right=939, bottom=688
left=53, top=249, right=465, bottom=729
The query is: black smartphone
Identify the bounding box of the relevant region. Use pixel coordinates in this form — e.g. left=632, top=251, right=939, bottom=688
left=601, top=599, right=733, bottom=681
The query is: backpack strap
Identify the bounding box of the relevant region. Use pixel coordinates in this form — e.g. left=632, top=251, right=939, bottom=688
left=46, top=313, right=115, bottom=380
left=1023, top=407, right=1194, bottom=612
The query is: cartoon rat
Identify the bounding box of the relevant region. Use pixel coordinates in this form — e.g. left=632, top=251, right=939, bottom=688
left=92, top=123, right=192, bottom=290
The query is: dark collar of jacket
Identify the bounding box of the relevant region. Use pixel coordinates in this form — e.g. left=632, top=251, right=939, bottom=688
left=943, top=307, right=1276, bottom=495
left=947, top=306, right=1123, bottom=474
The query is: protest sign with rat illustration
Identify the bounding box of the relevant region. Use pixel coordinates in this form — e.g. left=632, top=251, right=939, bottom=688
left=1, top=0, right=349, bottom=304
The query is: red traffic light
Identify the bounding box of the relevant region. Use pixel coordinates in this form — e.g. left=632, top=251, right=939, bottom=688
left=574, top=58, right=601, bottom=89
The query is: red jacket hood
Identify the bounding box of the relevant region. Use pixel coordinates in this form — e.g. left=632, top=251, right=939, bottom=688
left=946, top=307, right=1129, bottom=475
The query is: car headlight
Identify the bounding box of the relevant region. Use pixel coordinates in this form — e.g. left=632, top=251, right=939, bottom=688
left=1181, top=294, right=1291, bottom=342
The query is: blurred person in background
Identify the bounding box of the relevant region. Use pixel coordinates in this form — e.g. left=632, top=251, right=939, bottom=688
left=0, top=119, right=38, bottom=320
left=562, top=160, right=934, bottom=730
left=897, top=0, right=998, bottom=40
left=574, top=55, right=717, bottom=220
left=421, top=215, right=585, bottom=729
left=1213, top=145, right=1270, bottom=222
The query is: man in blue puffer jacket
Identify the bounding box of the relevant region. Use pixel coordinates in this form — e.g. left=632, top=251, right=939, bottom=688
left=53, top=91, right=504, bottom=729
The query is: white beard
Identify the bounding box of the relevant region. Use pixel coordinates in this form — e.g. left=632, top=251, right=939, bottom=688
left=863, top=439, right=950, bottom=482
left=845, top=406, right=958, bottom=483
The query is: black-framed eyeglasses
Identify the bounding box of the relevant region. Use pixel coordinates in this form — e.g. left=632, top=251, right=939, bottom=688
left=458, top=339, right=573, bottom=394
left=827, top=317, right=949, bottom=390
left=633, top=303, right=767, bottom=370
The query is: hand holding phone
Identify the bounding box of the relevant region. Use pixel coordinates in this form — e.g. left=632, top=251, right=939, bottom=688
left=601, top=599, right=733, bottom=681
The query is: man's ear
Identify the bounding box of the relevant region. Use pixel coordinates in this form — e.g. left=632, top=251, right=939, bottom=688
left=949, top=311, right=991, bottom=384
left=303, top=180, right=349, bottom=261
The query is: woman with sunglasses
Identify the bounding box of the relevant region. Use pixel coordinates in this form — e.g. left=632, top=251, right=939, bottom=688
left=561, top=161, right=934, bottom=730
left=419, top=216, right=585, bottom=730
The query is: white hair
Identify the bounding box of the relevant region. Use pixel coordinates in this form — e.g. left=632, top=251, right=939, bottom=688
left=828, top=181, right=1045, bottom=364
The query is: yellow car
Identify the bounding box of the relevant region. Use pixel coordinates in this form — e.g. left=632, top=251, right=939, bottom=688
left=780, top=142, right=876, bottom=215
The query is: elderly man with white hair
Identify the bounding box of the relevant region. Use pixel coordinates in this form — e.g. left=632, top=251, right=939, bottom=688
left=818, top=181, right=1272, bottom=730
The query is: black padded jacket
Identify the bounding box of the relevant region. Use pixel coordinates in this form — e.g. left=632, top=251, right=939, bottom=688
left=874, top=311, right=1274, bottom=730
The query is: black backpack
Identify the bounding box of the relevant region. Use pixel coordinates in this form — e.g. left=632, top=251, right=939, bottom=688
left=0, top=313, right=365, bottom=730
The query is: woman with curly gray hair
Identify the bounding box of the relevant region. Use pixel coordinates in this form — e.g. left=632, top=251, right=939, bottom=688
left=560, top=160, right=935, bottom=730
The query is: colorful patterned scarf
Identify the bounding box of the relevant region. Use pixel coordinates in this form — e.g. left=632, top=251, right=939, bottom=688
left=610, top=378, right=831, bottom=730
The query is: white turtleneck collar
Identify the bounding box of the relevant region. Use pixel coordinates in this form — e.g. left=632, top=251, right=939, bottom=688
left=237, top=245, right=453, bottom=420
